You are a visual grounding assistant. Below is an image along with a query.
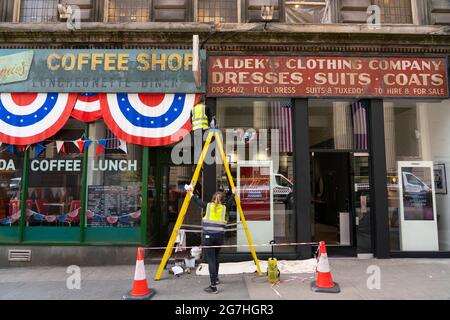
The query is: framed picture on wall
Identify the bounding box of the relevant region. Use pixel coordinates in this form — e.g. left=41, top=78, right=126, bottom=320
left=434, top=163, right=447, bottom=194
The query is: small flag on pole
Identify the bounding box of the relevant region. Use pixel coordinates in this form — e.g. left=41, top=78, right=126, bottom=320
left=96, top=139, right=107, bottom=157
left=34, top=143, right=46, bottom=157
left=73, top=139, right=85, bottom=153
left=118, top=139, right=127, bottom=154
left=6, top=145, right=15, bottom=154
left=83, top=139, right=93, bottom=151
left=56, top=141, right=66, bottom=154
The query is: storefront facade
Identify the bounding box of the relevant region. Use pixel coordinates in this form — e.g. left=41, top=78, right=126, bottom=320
left=1, top=22, right=450, bottom=265
left=206, top=54, right=450, bottom=259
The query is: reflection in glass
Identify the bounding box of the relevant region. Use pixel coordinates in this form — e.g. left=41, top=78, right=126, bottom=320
left=86, top=121, right=142, bottom=228
left=309, top=100, right=368, bottom=150
left=384, top=100, right=450, bottom=251
left=27, top=119, right=84, bottom=227
left=0, top=150, right=24, bottom=227
left=216, top=98, right=295, bottom=253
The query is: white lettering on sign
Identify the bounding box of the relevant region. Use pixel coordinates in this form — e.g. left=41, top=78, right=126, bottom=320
left=0, top=159, right=16, bottom=171
left=29, top=159, right=137, bottom=172
left=30, top=159, right=82, bottom=172
left=91, top=160, right=137, bottom=171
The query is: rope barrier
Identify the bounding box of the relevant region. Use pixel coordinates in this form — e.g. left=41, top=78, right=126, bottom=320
left=181, top=223, right=242, bottom=229
left=143, top=241, right=320, bottom=251
left=176, top=228, right=245, bottom=233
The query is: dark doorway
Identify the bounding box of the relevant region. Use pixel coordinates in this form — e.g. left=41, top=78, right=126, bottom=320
left=311, top=152, right=356, bottom=255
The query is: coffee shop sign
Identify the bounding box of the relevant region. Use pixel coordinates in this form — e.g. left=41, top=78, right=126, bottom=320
left=0, top=49, right=206, bottom=93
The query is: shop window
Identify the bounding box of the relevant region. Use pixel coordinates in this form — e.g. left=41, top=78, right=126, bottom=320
left=0, top=0, right=14, bottom=22
left=373, top=0, right=413, bottom=24
left=309, top=100, right=369, bottom=151
left=19, top=0, right=58, bottom=23
left=215, top=98, right=295, bottom=253
left=107, top=0, right=151, bottom=22
left=285, top=0, right=331, bottom=23
left=384, top=99, right=450, bottom=252
left=26, top=119, right=85, bottom=227
left=86, top=120, right=142, bottom=228
left=197, top=0, right=239, bottom=23
left=0, top=149, right=24, bottom=228
left=429, top=0, right=450, bottom=25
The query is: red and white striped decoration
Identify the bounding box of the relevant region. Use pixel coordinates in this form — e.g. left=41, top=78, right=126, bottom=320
left=71, top=93, right=102, bottom=122
left=271, top=101, right=293, bottom=153
left=351, top=101, right=368, bottom=150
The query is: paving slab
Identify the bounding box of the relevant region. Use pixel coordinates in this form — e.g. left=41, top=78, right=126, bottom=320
left=0, top=259, right=449, bottom=300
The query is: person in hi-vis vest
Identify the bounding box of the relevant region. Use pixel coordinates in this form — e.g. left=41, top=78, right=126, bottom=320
left=191, top=95, right=211, bottom=164
left=185, top=185, right=236, bottom=294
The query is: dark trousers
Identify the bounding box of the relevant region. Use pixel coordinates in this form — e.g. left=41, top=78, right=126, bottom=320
left=203, top=233, right=224, bottom=286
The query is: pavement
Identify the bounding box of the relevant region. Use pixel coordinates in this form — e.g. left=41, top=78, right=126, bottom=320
left=0, top=258, right=449, bottom=300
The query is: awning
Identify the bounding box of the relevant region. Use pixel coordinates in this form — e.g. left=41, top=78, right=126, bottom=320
left=0, top=93, right=195, bottom=147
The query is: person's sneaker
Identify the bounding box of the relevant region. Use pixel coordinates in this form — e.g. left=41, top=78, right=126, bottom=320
left=215, top=279, right=220, bottom=285
left=204, top=286, right=218, bottom=294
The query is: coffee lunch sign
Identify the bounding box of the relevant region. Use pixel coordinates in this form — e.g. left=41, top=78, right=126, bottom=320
left=0, top=49, right=206, bottom=93
left=208, top=56, right=449, bottom=98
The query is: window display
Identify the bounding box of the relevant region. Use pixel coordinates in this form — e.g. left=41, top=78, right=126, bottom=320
left=26, top=119, right=84, bottom=227
left=86, top=120, right=142, bottom=228
left=385, top=99, right=450, bottom=251
left=237, top=161, right=273, bottom=252
left=0, top=150, right=24, bottom=228
left=216, top=98, right=295, bottom=253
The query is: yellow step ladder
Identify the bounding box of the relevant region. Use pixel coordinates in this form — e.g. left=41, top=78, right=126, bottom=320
left=154, top=129, right=262, bottom=280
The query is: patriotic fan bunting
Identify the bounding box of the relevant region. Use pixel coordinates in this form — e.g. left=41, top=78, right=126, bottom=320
left=0, top=92, right=195, bottom=147
left=71, top=93, right=103, bottom=122
left=100, top=93, right=194, bottom=146
left=0, top=93, right=77, bottom=145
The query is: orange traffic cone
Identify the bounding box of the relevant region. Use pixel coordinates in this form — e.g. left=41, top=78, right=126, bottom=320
left=311, top=241, right=340, bottom=293
left=123, top=247, right=156, bottom=300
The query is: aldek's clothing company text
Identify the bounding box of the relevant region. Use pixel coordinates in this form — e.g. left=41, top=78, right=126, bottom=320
left=209, top=56, right=449, bottom=97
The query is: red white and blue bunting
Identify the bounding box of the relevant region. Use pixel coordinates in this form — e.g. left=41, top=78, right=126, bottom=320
left=71, top=93, right=103, bottom=122
left=0, top=93, right=77, bottom=145
left=100, top=93, right=194, bottom=146
left=0, top=92, right=196, bottom=147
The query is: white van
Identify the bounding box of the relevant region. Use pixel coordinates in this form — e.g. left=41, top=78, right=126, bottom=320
left=402, top=172, right=431, bottom=193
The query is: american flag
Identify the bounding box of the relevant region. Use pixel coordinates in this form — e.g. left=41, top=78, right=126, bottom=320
left=271, top=101, right=293, bottom=153
left=106, top=127, right=120, bottom=149
left=351, top=101, right=368, bottom=150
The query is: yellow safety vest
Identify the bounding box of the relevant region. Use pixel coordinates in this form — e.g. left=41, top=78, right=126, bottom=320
left=202, top=203, right=227, bottom=234
left=191, top=103, right=209, bottom=131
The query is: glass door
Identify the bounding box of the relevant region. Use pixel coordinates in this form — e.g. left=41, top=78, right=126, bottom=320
left=159, top=165, right=199, bottom=245
left=148, top=148, right=200, bottom=247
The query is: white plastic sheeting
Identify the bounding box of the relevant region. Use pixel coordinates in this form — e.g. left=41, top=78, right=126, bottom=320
left=285, top=1, right=329, bottom=24
left=196, top=259, right=318, bottom=276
